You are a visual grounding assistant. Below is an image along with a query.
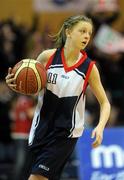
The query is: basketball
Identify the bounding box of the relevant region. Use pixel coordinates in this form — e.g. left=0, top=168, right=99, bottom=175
left=12, top=59, right=47, bottom=95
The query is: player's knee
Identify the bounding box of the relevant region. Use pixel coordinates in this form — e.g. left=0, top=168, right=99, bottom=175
left=28, top=174, right=48, bottom=180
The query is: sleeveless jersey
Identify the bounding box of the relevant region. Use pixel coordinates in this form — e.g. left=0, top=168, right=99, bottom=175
left=29, top=48, right=95, bottom=147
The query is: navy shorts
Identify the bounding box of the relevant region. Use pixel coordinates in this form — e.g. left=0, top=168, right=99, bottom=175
left=24, top=137, right=77, bottom=180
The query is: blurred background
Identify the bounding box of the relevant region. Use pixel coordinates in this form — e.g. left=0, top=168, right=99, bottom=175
left=0, top=0, right=124, bottom=180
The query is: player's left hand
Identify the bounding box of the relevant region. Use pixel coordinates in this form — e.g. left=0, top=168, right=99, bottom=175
left=91, top=125, right=104, bottom=148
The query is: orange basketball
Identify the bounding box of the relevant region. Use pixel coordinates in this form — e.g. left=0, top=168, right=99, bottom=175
left=12, top=59, right=47, bottom=95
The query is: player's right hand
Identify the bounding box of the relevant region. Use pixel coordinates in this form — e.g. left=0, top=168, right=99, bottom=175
left=5, top=68, right=16, bottom=89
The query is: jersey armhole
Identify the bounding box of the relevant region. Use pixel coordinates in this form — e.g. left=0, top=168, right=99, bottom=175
left=82, top=61, right=96, bottom=93
left=45, top=50, right=57, bottom=70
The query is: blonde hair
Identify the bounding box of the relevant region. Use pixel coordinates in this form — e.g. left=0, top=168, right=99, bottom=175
left=52, top=15, right=93, bottom=48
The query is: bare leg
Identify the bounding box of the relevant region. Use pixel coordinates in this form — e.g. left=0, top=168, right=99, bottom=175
left=28, top=174, right=48, bottom=180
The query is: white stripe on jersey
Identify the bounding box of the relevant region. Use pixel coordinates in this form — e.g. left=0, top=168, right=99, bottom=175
left=75, top=68, right=86, bottom=77
left=49, top=64, right=63, bottom=68
left=70, top=95, right=86, bottom=137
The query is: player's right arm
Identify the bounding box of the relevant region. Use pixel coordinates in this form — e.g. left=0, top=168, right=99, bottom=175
left=36, top=49, right=56, bottom=66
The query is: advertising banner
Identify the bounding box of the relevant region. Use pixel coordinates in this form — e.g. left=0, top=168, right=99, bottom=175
left=76, top=128, right=124, bottom=180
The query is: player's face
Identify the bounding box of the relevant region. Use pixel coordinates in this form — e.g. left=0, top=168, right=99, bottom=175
left=68, top=21, right=92, bottom=49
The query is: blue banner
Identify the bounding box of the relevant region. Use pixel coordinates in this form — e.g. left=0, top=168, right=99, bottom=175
left=76, top=128, right=124, bottom=180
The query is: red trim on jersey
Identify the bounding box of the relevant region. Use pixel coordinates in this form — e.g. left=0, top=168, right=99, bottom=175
left=45, top=51, right=56, bottom=70
left=61, top=48, right=87, bottom=72
left=83, top=61, right=96, bottom=93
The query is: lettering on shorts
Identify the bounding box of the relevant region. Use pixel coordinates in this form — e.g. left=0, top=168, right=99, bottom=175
left=38, top=164, right=50, bottom=171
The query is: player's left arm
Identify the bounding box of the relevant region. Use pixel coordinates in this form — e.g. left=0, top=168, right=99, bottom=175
left=88, top=64, right=111, bottom=148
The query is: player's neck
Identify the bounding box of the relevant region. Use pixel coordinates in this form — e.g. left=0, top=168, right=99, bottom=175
left=63, top=46, right=81, bottom=63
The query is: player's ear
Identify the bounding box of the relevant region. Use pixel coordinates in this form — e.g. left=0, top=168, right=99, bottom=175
left=65, top=28, right=71, bottom=38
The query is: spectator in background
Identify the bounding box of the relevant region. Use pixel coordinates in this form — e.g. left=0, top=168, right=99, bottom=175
left=26, top=29, right=43, bottom=59
left=0, top=23, right=17, bottom=80
left=42, top=25, right=54, bottom=49
left=10, top=95, right=35, bottom=180
left=0, top=19, right=28, bottom=80
left=26, top=24, right=54, bottom=59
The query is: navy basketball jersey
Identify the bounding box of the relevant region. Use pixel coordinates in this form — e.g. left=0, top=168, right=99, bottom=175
left=29, top=48, right=95, bottom=147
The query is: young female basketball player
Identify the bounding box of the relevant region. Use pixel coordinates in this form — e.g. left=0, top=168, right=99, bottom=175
left=5, top=15, right=110, bottom=180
